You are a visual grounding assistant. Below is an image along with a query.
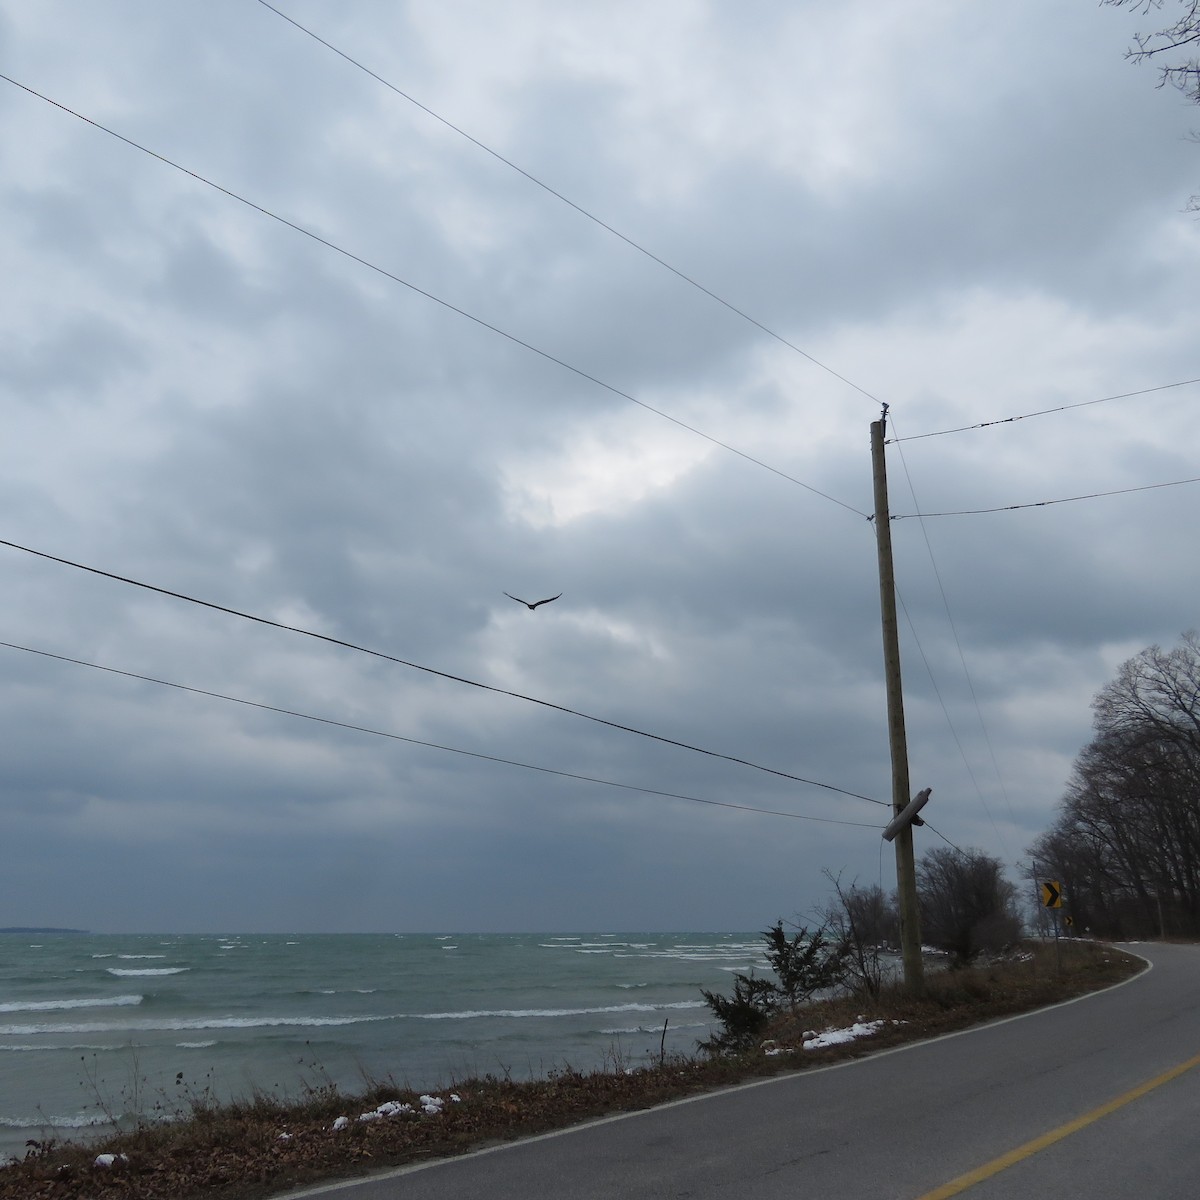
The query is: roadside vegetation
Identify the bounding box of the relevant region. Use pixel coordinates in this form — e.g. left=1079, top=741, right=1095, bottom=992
left=1, top=933, right=1143, bottom=1200
left=1030, top=632, right=1200, bottom=939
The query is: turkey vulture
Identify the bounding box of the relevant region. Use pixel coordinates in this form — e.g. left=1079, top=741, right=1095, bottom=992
left=504, top=591, right=562, bottom=611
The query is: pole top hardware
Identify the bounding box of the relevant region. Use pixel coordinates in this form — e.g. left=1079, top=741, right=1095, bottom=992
left=882, top=787, right=932, bottom=842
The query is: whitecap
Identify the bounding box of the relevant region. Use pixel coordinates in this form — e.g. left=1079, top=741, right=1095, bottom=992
left=0, top=995, right=142, bottom=1014
left=0, top=1042, right=133, bottom=1053
left=0, top=1113, right=107, bottom=1130
left=106, top=967, right=189, bottom=977
left=0, top=1013, right=389, bottom=1037
left=415, top=1000, right=705, bottom=1021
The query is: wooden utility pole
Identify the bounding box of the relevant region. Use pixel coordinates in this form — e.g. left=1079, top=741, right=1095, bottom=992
left=870, top=413, right=924, bottom=991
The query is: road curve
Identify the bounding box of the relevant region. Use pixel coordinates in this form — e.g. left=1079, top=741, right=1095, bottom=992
left=287, top=942, right=1200, bottom=1200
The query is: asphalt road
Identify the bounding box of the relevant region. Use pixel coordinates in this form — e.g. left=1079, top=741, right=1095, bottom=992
left=289, top=942, right=1200, bottom=1200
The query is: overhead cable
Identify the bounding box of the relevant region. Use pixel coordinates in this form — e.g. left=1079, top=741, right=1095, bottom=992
left=0, top=72, right=867, bottom=520
left=0, top=536, right=887, bottom=807
left=894, top=584, right=1012, bottom=853
left=256, top=0, right=886, bottom=410
left=924, top=822, right=966, bottom=854
left=892, top=474, right=1200, bottom=518
left=887, top=377, right=1200, bottom=444
left=888, top=412, right=1014, bottom=855
left=1, top=640, right=879, bottom=828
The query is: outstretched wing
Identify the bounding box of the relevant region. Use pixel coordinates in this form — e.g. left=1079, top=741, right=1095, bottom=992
left=503, top=592, right=529, bottom=606
left=530, top=593, right=563, bottom=608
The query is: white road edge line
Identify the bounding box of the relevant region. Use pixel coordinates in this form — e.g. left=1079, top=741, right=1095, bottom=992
left=281, top=943, right=1153, bottom=1198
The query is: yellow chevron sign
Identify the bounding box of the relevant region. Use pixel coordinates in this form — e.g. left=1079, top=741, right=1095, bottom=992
left=1042, top=881, right=1063, bottom=908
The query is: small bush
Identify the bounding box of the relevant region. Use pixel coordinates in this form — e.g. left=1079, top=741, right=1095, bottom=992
left=700, top=921, right=847, bottom=1053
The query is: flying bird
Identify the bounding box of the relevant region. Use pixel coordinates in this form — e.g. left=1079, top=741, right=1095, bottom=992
left=504, top=591, right=562, bottom=611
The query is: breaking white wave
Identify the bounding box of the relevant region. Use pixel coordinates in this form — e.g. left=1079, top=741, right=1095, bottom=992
left=0, top=1014, right=387, bottom=1036
left=600, top=1020, right=708, bottom=1035
left=0, top=997, right=706, bottom=1038
left=0, top=1112, right=108, bottom=1131
left=0, top=1043, right=132, bottom=1053
left=106, top=967, right=189, bottom=977
left=416, top=1000, right=705, bottom=1021
left=0, top=995, right=142, bottom=1014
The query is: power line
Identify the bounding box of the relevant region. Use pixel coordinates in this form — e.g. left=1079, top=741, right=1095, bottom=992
left=0, top=71, right=867, bottom=520
left=0, top=536, right=887, bottom=807
left=255, top=0, right=886, bottom=411
left=924, top=822, right=966, bottom=854
left=887, top=377, right=1200, bottom=444
left=887, top=412, right=1014, bottom=858
left=0, top=639, right=880, bottom=829
left=892, top=583, right=1012, bottom=849
left=893, top=473, right=1200, bottom=518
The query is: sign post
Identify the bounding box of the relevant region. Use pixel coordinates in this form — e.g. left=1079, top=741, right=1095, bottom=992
left=1042, top=880, right=1063, bottom=972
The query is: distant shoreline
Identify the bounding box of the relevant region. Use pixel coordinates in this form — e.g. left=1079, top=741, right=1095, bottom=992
left=0, top=927, right=89, bottom=934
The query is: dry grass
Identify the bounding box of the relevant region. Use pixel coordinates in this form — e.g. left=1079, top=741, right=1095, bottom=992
left=0, top=939, right=1143, bottom=1200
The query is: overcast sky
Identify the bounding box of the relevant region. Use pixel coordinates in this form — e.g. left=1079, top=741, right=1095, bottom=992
left=1, top=0, right=1197, bottom=934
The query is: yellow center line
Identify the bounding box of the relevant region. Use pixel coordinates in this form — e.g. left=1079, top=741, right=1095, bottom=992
left=916, top=1050, right=1200, bottom=1200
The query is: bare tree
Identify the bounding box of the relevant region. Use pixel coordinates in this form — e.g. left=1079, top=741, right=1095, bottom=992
left=1028, top=633, right=1200, bottom=938
left=1105, top=0, right=1200, bottom=207
left=820, top=871, right=898, bottom=998
left=1105, top=0, right=1200, bottom=100
left=917, top=847, right=1022, bottom=965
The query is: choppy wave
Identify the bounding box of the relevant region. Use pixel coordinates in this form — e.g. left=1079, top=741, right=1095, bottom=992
left=0, top=1014, right=386, bottom=1036
left=0, top=998, right=705, bottom=1038
left=0, top=1112, right=108, bottom=1131
left=0, top=995, right=142, bottom=1014
left=416, top=1000, right=705, bottom=1021
left=600, top=1020, right=708, bottom=1035
left=541, top=939, right=762, bottom=964
left=106, top=968, right=189, bottom=977
left=0, top=1043, right=136, bottom=1053
left=0, top=930, right=753, bottom=1157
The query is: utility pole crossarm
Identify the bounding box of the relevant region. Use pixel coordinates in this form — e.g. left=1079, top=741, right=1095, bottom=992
left=883, top=787, right=932, bottom=842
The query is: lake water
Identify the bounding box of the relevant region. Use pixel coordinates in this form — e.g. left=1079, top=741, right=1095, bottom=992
left=0, top=931, right=766, bottom=1161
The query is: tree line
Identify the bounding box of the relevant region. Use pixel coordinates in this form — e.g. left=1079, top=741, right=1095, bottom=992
left=1030, top=632, right=1200, bottom=938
